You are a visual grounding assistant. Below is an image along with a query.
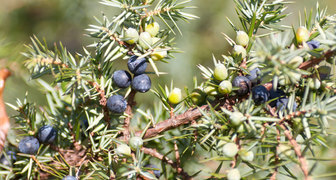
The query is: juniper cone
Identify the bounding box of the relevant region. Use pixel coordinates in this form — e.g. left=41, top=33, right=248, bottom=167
left=246, top=68, right=262, bottom=86
left=232, top=76, right=252, bottom=95
left=18, top=137, right=40, bottom=155
left=112, top=70, right=132, bottom=88
left=127, top=55, right=148, bottom=75
left=307, top=40, right=320, bottom=50
left=269, top=88, right=285, bottom=107
left=38, top=125, right=57, bottom=144
left=252, top=85, right=270, bottom=105
left=106, top=95, right=127, bottom=114
left=0, top=151, right=16, bottom=166
left=131, top=74, right=151, bottom=93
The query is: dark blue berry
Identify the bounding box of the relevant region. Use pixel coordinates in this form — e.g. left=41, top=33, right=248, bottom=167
left=0, top=151, right=16, bottom=166
left=269, top=89, right=285, bottom=107
left=112, top=70, right=132, bottom=88
left=307, top=40, right=320, bottom=50
left=232, top=76, right=252, bottom=95
left=276, top=98, right=297, bottom=112
left=62, top=176, right=77, bottom=180
left=132, top=74, right=151, bottom=93
left=107, top=95, right=127, bottom=114
left=38, top=125, right=57, bottom=144
left=145, top=164, right=161, bottom=178
left=252, top=85, right=270, bottom=105
left=127, top=55, right=148, bottom=75
left=246, top=68, right=262, bottom=86
left=18, top=136, right=40, bottom=155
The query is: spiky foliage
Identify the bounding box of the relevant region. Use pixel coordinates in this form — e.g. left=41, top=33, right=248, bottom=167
left=1, top=0, right=336, bottom=180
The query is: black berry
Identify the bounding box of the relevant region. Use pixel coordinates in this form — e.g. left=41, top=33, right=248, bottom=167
left=107, top=95, right=127, bottom=114
left=127, top=55, right=148, bottom=75
left=246, top=68, right=262, bottom=86
left=112, top=70, right=132, bottom=88
left=132, top=74, right=151, bottom=93
left=232, top=76, right=252, bottom=95
left=18, top=136, right=40, bottom=155
left=307, top=40, right=320, bottom=50
left=269, top=89, right=285, bottom=107
left=38, top=125, right=57, bottom=144
left=0, top=151, right=16, bottom=166
left=252, top=85, right=270, bottom=105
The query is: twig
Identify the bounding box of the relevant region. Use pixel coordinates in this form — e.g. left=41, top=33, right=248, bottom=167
left=299, top=49, right=336, bottom=70
left=230, top=137, right=240, bottom=168
left=135, top=105, right=208, bottom=139
left=270, top=128, right=281, bottom=180
left=279, top=123, right=310, bottom=180
left=88, top=81, right=110, bottom=126
left=174, top=141, right=181, bottom=172
left=123, top=90, right=137, bottom=140
left=141, top=147, right=193, bottom=179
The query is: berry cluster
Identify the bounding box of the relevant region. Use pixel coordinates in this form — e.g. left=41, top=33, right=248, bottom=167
left=0, top=125, right=57, bottom=168
left=107, top=21, right=168, bottom=114
left=124, top=22, right=167, bottom=61
left=108, top=55, right=151, bottom=114
left=17, top=125, right=57, bottom=156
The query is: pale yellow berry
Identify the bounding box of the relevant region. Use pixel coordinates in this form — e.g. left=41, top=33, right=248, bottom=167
left=296, top=26, right=310, bottom=44
left=213, top=63, right=228, bottom=81
left=236, top=31, right=249, bottom=47
left=168, top=88, right=182, bottom=105
left=145, top=22, right=160, bottom=37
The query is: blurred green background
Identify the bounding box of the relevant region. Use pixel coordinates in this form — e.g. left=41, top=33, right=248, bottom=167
left=1, top=0, right=336, bottom=179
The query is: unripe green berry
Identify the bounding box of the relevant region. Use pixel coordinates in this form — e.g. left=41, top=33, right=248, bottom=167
left=218, top=80, right=232, bottom=94
left=229, top=111, right=245, bottom=126
left=288, top=56, right=303, bottom=68
left=308, top=78, right=321, bottom=90
left=168, top=88, right=182, bottom=105
left=236, top=31, right=249, bottom=47
left=232, top=45, right=246, bottom=59
left=145, top=22, right=160, bottom=37
left=204, top=85, right=218, bottom=96
left=239, top=149, right=254, bottom=162
left=139, top=32, right=153, bottom=50
left=116, top=144, right=131, bottom=156
left=227, top=168, right=241, bottom=180
left=296, top=26, right=310, bottom=44
left=190, top=89, right=206, bottom=105
left=129, top=136, right=143, bottom=150
left=213, top=63, right=228, bottom=81
left=125, top=28, right=139, bottom=44
left=151, top=48, right=167, bottom=61
left=222, top=142, right=239, bottom=157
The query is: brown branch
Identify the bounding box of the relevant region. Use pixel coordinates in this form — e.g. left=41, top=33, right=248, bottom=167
left=270, top=128, right=281, bottom=180
left=230, top=137, right=240, bottom=168
left=123, top=90, right=137, bottom=140
left=141, top=147, right=193, bottom=179
left=135, top=105, right=208, bottom=139
left=88, top=81, right=110, bottom=126
left=279, top=123, right=310, bottom=180
left=299, top=49, right=336, bottom=70
left=174, top=141, right=181, bottom=172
